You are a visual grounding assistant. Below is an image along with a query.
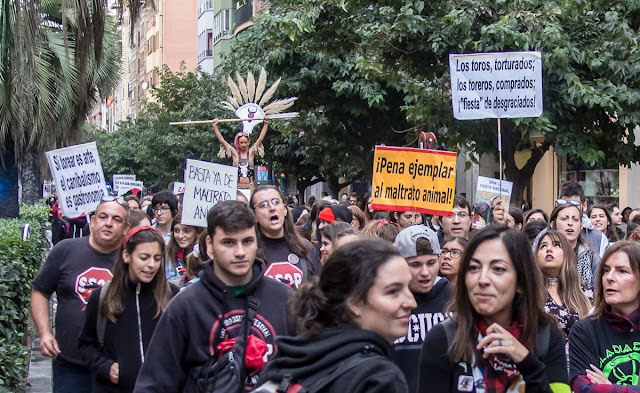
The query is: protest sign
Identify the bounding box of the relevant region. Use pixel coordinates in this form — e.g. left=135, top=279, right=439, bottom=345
left=182, top=159, right=237, bottom=227
left=116, top=180, right=144, bottom=196
left=472, top=176, right=514, bottom=229
left=371, top=146, right=457, bottom=216
left=173, top=182, right=185, bottom=195
left=113, top=174, right=136, bottom=194
left=46, top=142, right=108, bottom=217
left=42, top=181, right=53, bottom=197
left=449, top=51, right=543, bottom=120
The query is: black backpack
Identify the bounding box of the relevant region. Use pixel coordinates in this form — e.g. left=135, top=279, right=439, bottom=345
left=192, top=296, right=260, bottom=393
left=253, top=347, right=386, bottom=393
left=52, top=215, right=88, bottom=245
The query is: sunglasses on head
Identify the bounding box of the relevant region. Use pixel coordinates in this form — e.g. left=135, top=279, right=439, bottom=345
left=555, top=198, right=581, bottom=207
left=100, top=195, right=129, bottom=208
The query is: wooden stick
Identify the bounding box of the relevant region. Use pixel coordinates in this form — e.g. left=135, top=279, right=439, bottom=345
left=169, top=113, right=299, bottom=126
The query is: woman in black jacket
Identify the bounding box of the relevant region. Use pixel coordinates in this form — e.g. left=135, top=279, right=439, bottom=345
left=78, top=226, right=178, bottom=393
left=419, top=226, right=569, bottom=393
left=257, top=239, right=416, bottom=393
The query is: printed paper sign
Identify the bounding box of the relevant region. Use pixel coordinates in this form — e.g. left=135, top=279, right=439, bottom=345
left=116, top=180, right=144, bottom=196
left=449, top=51, right=543, bottom=119
left=46, top=142, right=108, bottom=217
left=173, top=182, right=185, bottom=194
left=472, top=176, right=513, bottom=229
left=182, top=159, right=237, bottom=227
left=371, top=146, right=457, bottom=215
left=112, top=174, right=136, bottom=194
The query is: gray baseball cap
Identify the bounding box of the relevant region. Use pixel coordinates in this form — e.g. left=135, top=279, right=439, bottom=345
left=395, top=225, right=441, bottom=259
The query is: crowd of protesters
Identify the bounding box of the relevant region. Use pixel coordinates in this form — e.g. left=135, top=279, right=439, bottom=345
left=33, top=180, right=640, bottom=393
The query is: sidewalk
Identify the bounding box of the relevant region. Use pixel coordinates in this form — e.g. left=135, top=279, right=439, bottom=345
left=26, top=332, right=51, bottom=393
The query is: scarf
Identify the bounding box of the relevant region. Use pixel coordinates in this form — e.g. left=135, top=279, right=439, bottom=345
left=473, top=319, right=524, bottom=393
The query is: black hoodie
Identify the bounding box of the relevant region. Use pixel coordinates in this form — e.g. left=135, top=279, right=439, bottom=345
left=392, top=277, right=453, bottom=393
left=133, top=258, right=294, bottom=393
left=258, top=328, right=409, bottom=393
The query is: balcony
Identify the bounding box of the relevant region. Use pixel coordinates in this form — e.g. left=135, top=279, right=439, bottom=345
left=235, top=3, right=252, bottom=28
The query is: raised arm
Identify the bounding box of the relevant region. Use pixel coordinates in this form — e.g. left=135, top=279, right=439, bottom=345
left=253, top=117, right=269, bottom=149
left=212, top=119, right=237, bottom=161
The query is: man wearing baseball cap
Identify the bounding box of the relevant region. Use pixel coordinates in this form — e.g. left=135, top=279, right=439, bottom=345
left=391, top=225, right=454, bottom=393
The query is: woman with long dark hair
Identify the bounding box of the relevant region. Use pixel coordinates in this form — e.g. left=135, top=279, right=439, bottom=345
left=78, top=227, right=178, bottom=392
left=256, top=239, right=416, bottom=392
left=419, top=226, right=569, bottom=393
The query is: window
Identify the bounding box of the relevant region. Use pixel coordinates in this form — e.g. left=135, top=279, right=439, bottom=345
left=207, top=30, right=213, bottom=56
left=560, top=157, right=620, bottom=205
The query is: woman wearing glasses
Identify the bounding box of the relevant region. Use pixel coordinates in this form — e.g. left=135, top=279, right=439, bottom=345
left=549, top=202, right=601, bottom=286
left=439, top=237, right=468, bottom=286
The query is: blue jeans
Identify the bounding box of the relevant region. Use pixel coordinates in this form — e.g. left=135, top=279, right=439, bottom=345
left=52, top=358, right=92, bottom=393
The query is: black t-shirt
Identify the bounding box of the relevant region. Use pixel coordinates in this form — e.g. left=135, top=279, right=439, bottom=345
left=31, top=237, right=117, bottom=366
left=260, top=236, right=321, bottom=287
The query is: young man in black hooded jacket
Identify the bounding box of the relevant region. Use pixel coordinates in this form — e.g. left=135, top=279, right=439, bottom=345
left=392, top=225, right=453, bottom=393
left=133, top=201, right=294, bottom=393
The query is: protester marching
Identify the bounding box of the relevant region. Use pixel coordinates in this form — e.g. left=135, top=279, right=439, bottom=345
left=28, top=63, right=640, bottom=393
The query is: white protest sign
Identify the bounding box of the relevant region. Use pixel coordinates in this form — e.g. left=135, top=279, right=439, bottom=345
left=173, top=182, right=186, bottom=195
left=46, top=142, right=108, bottom=217
left=449, top=51, right=543, bottom=120
left=116, top=180, right=144, bottom=196
left=473, top=176, right=514, bottom=229
left=113, top=174, right=136, bottom=194
left=182, top=159, right=237, bottom=227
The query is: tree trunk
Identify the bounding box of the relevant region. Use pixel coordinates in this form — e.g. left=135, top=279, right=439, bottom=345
left=296, top=176, right=324, bottom=205
left=501, top=122, right=547, bottom=208
left=19, top=146, right=41, bottom=205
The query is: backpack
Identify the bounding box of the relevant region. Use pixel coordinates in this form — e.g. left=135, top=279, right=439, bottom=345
left=192, top=296, right=260, bottom=393
left=253, top=347, right=386, bottom=393
left=52, top=215, right=88, bottom=245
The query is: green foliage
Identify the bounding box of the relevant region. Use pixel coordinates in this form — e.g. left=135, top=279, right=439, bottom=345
left=85, top=65, right=234, bottom=191
left=0, top=203, right=49, bottom=392
left=223, top=0, right=412, bottom=195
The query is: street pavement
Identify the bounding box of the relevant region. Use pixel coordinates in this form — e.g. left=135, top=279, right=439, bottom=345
left=26, top=332, right=51, bottom=393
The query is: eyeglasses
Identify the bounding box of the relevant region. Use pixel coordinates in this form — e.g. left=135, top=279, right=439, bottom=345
left=556, top=198, right=581, bottom=207
left=450, top=211, right=469, bottom=219
left=441, top=248, right=462, bottom=257
left=153, top=206, right=171, bottom=214
left=253, top=198, right=282, bottom=210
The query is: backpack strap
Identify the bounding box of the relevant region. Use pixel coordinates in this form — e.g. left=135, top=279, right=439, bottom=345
left=535, top=323, right=550, bottom=360
left=298, top=257, right=308, bottom=282
left=441, top=317, right=456, bottom=346
left=97, top=281, right=111, bottom=346
left=196, top=296, right=260, bottom=393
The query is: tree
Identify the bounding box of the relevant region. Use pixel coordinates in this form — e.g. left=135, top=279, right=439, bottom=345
left=87, top=66, right=232, bottom=190
left=0, top=0, right=121, bottom=207
left=222, top=1, right=411, bottom=197
left=354, top=0, right=640, bottom=205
